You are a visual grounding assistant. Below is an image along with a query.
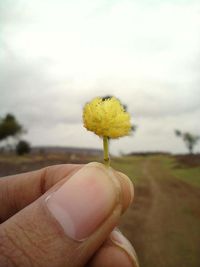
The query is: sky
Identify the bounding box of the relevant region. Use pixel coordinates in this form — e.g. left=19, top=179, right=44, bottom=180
left=1, top=0, right=200, bottom=155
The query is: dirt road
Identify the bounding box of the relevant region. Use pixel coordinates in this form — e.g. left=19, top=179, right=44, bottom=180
left=120, top=157, right=200, bottom=267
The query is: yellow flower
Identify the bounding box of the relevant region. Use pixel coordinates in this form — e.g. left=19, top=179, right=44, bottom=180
left=83, top=97, right=131, bottom=138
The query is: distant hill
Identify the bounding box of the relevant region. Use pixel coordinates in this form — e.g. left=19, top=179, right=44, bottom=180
left=125, top=151, right=171, bottom=157
left=31, top=146, right=103, bottom=156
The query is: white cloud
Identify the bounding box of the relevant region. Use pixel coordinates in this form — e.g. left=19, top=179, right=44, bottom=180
left=1, top=0, right=200, bottom=154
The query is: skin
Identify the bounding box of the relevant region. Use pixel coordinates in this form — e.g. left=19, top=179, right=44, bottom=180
left=0, top=164, right=136, bottom=267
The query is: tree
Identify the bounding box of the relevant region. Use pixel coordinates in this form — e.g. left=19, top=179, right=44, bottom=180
left=0, top=114, right=23, bottom=142
left=16, top=140, right=31, bottom=155
left=175, top=129, right=200, bottom=154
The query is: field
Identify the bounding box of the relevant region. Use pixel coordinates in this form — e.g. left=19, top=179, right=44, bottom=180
left=0, top=153, right=200, bottom=267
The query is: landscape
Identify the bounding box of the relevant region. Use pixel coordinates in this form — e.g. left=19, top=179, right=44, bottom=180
left=0, top=150, right=200, bottom=267
left=1, top=1, right=200, bottom=266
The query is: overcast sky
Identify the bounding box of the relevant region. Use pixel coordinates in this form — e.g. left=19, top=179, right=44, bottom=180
left=1, top=0, right=200, bottom=154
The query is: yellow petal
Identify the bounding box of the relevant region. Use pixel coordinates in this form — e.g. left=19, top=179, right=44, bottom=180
left=83, top=97, right=131, bottom=138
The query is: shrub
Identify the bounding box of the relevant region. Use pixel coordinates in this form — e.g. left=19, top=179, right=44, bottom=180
left=16, top=140, right=31, bottom=155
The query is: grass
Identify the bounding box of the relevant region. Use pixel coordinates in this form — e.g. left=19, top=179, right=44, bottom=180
left=112, top=154, right=200, bottom=188
left=87, top=155, right=146, bottom=184
left=111, top=156, right=146, bottom=185
left=1, top=152, right=199, bottom=188
left=160, top=156, right=200, bottom=188
left=0, top=153, right=33, bottom=164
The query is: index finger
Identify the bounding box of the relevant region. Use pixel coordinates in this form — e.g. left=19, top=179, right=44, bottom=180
left=0, top=164, right=82, bottom=222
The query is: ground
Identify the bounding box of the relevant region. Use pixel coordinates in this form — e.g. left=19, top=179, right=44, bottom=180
left=0, top=153, right=200, bottom=267
left=116, top=156, right=200, bottom=267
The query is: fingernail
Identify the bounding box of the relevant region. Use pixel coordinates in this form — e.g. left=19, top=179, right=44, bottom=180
left=110, top=229, right=139, bottom=267
left=46, top=163, right=121, bottom=241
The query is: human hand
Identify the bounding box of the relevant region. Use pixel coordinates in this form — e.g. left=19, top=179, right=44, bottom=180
left=0, top=162, right=139, bottom=267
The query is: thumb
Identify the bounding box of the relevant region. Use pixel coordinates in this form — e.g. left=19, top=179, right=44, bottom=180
left=0, top=163, right=133, bottom=267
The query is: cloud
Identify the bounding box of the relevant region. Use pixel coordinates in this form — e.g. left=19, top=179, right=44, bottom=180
left=0, top=0, right=200, bottom=154
left=0, top=50, right=82, bottom=129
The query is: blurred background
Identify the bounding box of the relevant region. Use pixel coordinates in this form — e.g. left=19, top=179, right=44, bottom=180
left=1, top=1, right=200, bottom=267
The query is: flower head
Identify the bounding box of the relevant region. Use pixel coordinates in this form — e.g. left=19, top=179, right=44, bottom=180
left=83, top=96, right=131, bottom=138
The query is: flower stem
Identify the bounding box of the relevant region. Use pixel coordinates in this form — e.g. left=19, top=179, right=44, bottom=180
left=103, top=136, right=110, bottom=167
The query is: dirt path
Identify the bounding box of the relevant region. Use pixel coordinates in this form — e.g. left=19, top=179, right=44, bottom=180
left=120, top=157, right=200, bottom=267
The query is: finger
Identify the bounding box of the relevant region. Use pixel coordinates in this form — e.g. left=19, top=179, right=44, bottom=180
left=0, top=164, right=82, bottom=222
left=0, top=162, right=134, bottom=267
left=88, top=229, right=139, bottom=267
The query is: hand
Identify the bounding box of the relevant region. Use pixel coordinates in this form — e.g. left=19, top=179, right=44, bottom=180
left=0, top=162, right=138, bottom=267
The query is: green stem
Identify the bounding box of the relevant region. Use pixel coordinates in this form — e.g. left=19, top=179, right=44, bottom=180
left=103, top=136, right=110, bottom=167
